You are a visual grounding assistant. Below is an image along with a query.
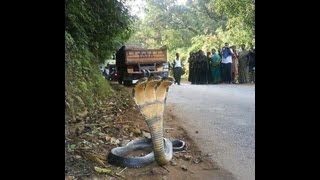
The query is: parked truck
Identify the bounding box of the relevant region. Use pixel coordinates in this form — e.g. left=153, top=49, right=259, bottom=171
left=116, top=45, right=168, bottom=85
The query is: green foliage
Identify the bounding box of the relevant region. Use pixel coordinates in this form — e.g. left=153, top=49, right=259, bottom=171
left=210, top=0, right=255, bottom=44
left=65, top=0, right=134, bottom=119
left=128, top=0, right=254, bottom=52
left=65, top=33, right=113, bottom=117
left=63, top=0, right=254, bottom=90
left=66, top=0, right=135, bottom=63
left=129, top=0, right=254, bottom=48
left=127, top=0, right=254, bottom=80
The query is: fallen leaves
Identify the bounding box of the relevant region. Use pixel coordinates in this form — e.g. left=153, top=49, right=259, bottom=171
left=94, top=166, right=112, bottom=173
left=66, top=83, right=145, bottom=176
left=77, top=108, right=88, bottom=118
left=82, top=152, right=107, bottom=167
left=65, top=83, right=213, bottom=179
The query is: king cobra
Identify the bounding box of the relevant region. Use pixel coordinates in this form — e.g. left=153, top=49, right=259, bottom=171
left=107, top=76, right=185, bottom=168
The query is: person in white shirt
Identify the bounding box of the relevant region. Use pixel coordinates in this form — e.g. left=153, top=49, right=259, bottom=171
left=220, top=43, right=233, bottom=84
left=173, top=53, right=183, bottom=85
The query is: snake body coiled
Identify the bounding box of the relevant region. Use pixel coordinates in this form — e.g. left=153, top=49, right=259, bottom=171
left=107, top=76, right=185, bottom=168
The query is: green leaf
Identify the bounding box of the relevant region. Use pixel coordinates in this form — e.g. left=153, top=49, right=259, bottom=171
left=94, top=167, right=112, bottom=173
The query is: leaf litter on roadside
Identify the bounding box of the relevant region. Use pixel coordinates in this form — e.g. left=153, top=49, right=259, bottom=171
left=65, top=83, right=149, bottom=177
left=65, top=83, right=217, bottom=179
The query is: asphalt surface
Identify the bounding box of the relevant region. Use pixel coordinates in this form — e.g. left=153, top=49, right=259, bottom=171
left=166, top=82, right=255, bottom=180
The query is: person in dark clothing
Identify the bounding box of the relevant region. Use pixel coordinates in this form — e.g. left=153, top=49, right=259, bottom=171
left=188, top=52, right=194, bottom=83
left=199, top=50, right=208, bottom=84
left=207, top=51, right=212, bottom=83
left=248, top=47, right=255, bottom=83
left=192, top=51, right=201, bottom=84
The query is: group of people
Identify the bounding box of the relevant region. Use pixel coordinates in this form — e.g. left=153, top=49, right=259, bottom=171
left=168, top=42, right=255, bottom=85
left=188, top=43, right=255, bottom=85
left=188, top=50, right=211, bottom=84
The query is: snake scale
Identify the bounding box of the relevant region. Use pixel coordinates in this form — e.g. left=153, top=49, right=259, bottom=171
left=107, top=76, right=186, bottom=168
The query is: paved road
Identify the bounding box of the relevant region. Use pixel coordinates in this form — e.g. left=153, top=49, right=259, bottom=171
left=166, top=83, right=255, bottom=180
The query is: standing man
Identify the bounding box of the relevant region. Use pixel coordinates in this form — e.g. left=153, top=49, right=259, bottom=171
left=173, top=53, right=183, bottom=85
left=221, top=43, right=233, bottom=84
left=238, top=44, right=250, bottom=83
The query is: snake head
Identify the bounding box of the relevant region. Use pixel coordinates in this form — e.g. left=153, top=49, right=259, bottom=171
left=132, top=76, right=175, bottom=165
left=132, top=77, right=148, bottom=105
left=159, top=77, right=174, bottom=86
left=147, top=75, right=162, bottom=85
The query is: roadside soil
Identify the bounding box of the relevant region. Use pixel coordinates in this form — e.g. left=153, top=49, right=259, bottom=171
left=65, top=82, right=235, bottom=180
